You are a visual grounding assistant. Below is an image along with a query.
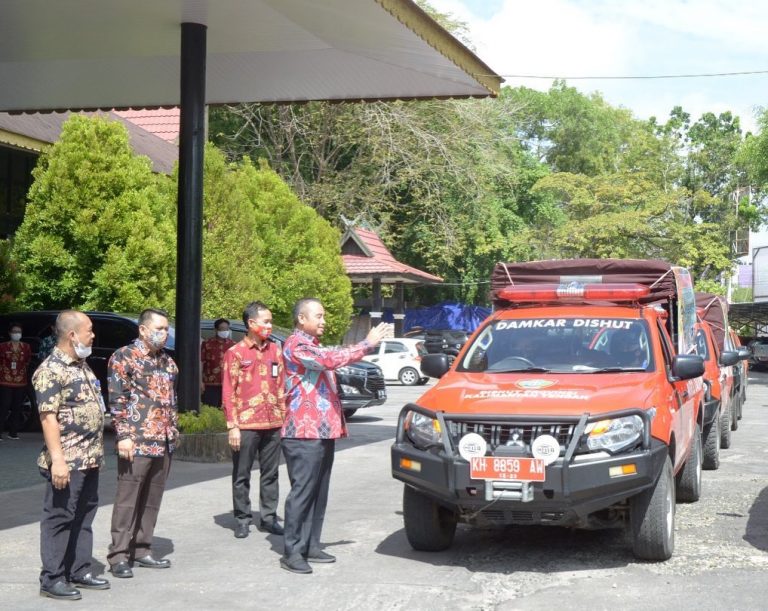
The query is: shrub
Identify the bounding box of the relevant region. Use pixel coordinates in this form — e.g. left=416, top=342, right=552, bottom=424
left=177, top=404, right=227, bottom=434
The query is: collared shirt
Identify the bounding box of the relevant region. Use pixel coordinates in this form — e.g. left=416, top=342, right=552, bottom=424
left=109, top=339, right=179, bottom=457
left=222, top=336, right=286, bottom=430
left=201, top=336, right=235, bottom=385
left=0, top=340, right=32, bottom=387
left=33, top=347, right=105, bottom=471
left=282, top=329, right=372, bottom=440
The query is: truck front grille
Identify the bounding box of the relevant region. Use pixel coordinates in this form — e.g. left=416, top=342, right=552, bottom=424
left=445, top=420, right=575, bottom=455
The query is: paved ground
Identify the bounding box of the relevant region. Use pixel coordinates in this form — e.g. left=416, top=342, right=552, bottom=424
left=2, top=374, right=768, bottom=610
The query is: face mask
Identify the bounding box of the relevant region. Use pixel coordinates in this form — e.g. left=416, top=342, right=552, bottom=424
left=217, top=330, right=231, bottom=339
left=9, top=333, right=21, bottom=341
left=252, top=323, right=271, bottom=341
left=73, top=341, right=92, bottom=359
left=146, top=329, right=167, bottom=350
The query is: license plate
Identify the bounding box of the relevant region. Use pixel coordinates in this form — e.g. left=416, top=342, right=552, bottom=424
left=470, top=456, right=546, bottom=482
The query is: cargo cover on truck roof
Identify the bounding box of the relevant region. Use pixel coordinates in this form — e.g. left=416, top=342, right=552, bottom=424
left=491, top=258, right=678, bottom=306
left=695, top=292, right=728, bottom=352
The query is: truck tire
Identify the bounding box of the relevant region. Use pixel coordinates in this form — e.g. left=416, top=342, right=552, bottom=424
left=399, top=367, right=420, bottom=386
left=719, top=403, right=732, bottom=449
left=403, top=485, right=457, bottom=551
left=702, top=414, right=720, bottom=471
left=343, top=409, right=357, bottom=419
left=630, top=455, right=675, bottom=561
left=731, top=396, right=739, bottom=431
left=676, top=424, right=702, bottom=503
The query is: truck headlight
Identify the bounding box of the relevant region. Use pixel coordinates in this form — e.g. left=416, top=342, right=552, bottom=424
left=404, top=411, right=442, bottom=449
left=584, top=415, right=643, bottom=454
left=336, top=366, right=356, bottom=376
left=340, top=384, right=360, bottom=395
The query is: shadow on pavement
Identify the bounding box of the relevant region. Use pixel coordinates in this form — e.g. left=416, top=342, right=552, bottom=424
left=375, top=523, right=632, bottom=574
left=744, top=485, right=768, bottom=552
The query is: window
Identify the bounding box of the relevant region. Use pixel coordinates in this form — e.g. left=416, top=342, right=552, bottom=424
left=92, top=318, right=138, bottom=350
left=384, top=342, right=408, bottom=354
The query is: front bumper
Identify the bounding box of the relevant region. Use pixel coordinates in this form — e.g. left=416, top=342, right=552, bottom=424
left=391, top=406, right=666, bottom=527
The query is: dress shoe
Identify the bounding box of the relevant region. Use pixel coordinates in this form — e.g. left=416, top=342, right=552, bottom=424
left=40, top=580, right=82, bottom=600
left=257, top=520, right=284, bottom=535
left=134, top=555, right=171, bottom=569
left=234, top=523, right=250, bottom=539
left=279, top=554, right=312, bottom=574
left=305, top=550, right=336, bottom=563
left=70, top=572, right=111, bottom=590
left=110, top=562, right=133, bottom=578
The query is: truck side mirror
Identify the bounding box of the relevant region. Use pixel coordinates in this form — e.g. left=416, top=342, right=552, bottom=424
left=719, top=351, right=740, bottom=367
left=671, top=354, right=705, bottom=380
left=737, top=347, right=751, bottom=360
left=421, top=354, right=451, bottom=379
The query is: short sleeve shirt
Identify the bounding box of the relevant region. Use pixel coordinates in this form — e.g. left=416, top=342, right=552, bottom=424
left=33, top=347, right=105, bottom=471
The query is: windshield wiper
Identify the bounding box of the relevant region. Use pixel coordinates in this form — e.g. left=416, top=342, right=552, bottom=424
left=486, top=366, right=551, bottom=373
left=586, top=367, right=647, bottom=373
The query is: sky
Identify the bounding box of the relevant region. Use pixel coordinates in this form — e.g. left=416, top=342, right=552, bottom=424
left=429, top=0, right=768, bottom=134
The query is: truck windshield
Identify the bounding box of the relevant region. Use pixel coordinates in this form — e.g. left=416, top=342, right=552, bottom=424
left=458, top=317, right=654, bottom=373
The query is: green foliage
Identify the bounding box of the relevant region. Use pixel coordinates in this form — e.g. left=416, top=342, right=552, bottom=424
left=12, top=115, right=176, bottom=313
left=0, top=239, right=22, bottom=312
left=177, top=404, right=227, bottom=433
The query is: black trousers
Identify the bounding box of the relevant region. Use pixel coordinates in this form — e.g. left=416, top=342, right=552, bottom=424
left=0, top=385, right=25, bottom=435
left=232, top=428, right=281, bottom=525
left=281, top=438, right=335, bottom=558
left=39, top=467, right=100, bottom=588
left=202, top=385, right=223, bottom=408
left=107, top=452, right=172, bottom=565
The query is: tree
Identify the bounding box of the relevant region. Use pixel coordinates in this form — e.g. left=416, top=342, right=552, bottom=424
left=0, top=239, right=21, bottom=312
left=12, top=115, right=176, bottom=313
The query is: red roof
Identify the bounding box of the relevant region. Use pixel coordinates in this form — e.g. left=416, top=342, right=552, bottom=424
left=113, top=108, right=180, bottom=143
left=341, top=227, right=442, bottom=284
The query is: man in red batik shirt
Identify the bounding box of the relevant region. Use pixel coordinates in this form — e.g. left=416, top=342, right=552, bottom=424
left=222, top=301, right=286, bottom=540
left=200, top=318, right=235, bottom=407
left=279, top=298, right=389, bottom=574
left=0, top=321, right=32, bottom=440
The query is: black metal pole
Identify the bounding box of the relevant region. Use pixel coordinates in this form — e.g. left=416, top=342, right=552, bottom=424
left=176, top=22, right=206, bottom=412
left=394, top=281, right=405, bottom=337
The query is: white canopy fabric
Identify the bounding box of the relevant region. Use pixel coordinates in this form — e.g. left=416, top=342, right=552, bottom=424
left=0, top=0, right=501, bottom=112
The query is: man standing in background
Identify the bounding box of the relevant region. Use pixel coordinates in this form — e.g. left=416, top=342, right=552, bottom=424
left=201, top=317, right=235, bottom=407
left=0, top=321, right=32, bottom=440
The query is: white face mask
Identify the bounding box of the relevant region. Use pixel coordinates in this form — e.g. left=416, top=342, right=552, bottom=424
left=9, top=332, right=21, bottom=342
left=73, top=340, right=92, bottom=359
left=217, top=330, right=231, bottom=339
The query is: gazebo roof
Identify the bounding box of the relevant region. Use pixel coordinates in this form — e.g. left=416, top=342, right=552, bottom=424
left=341, top=226, right=442, bottom=285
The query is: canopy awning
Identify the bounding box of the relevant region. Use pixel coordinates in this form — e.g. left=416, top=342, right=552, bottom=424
left=0, top=0, right=500, bottom=113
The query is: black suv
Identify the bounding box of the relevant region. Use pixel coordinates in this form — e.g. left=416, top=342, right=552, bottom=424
left=423, top=329, right=469, bottom=357
left=200, top=320, right=386, bottom=418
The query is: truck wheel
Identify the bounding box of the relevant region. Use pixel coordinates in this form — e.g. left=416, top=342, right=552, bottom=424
left=676, top=424, right=702, bottom=503
left=731, top=396, right=740, bottom=431
left=402, top=485, right=457, bottom=551
left=737, top=392, right=743, bottom=420
left=702, top=415, right=720, bottom=471
left=719, top=403, right=732, bottom=449
left=630, top=455, right=675, bottom=561
left=343, top=409, right=357, bottom=419
left=399, top=367, right=420, bottom=386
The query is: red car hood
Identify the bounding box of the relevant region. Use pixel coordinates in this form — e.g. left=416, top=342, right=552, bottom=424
left=417, top=372, right=658, bottom=417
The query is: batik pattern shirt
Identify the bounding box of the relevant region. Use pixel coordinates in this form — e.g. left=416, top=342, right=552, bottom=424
left=201, top=336, right=235, bottom=385
left=109, top=339, right=179, bottom=457
left=0, top=340, right=32, bottom=387
left=33, top=347, right=105, bottom=471
left=222, top=337, right=286, bottom=430
left=282, top=329, right=372, bottom=440
left=38, top=334, right=56, bottom=361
